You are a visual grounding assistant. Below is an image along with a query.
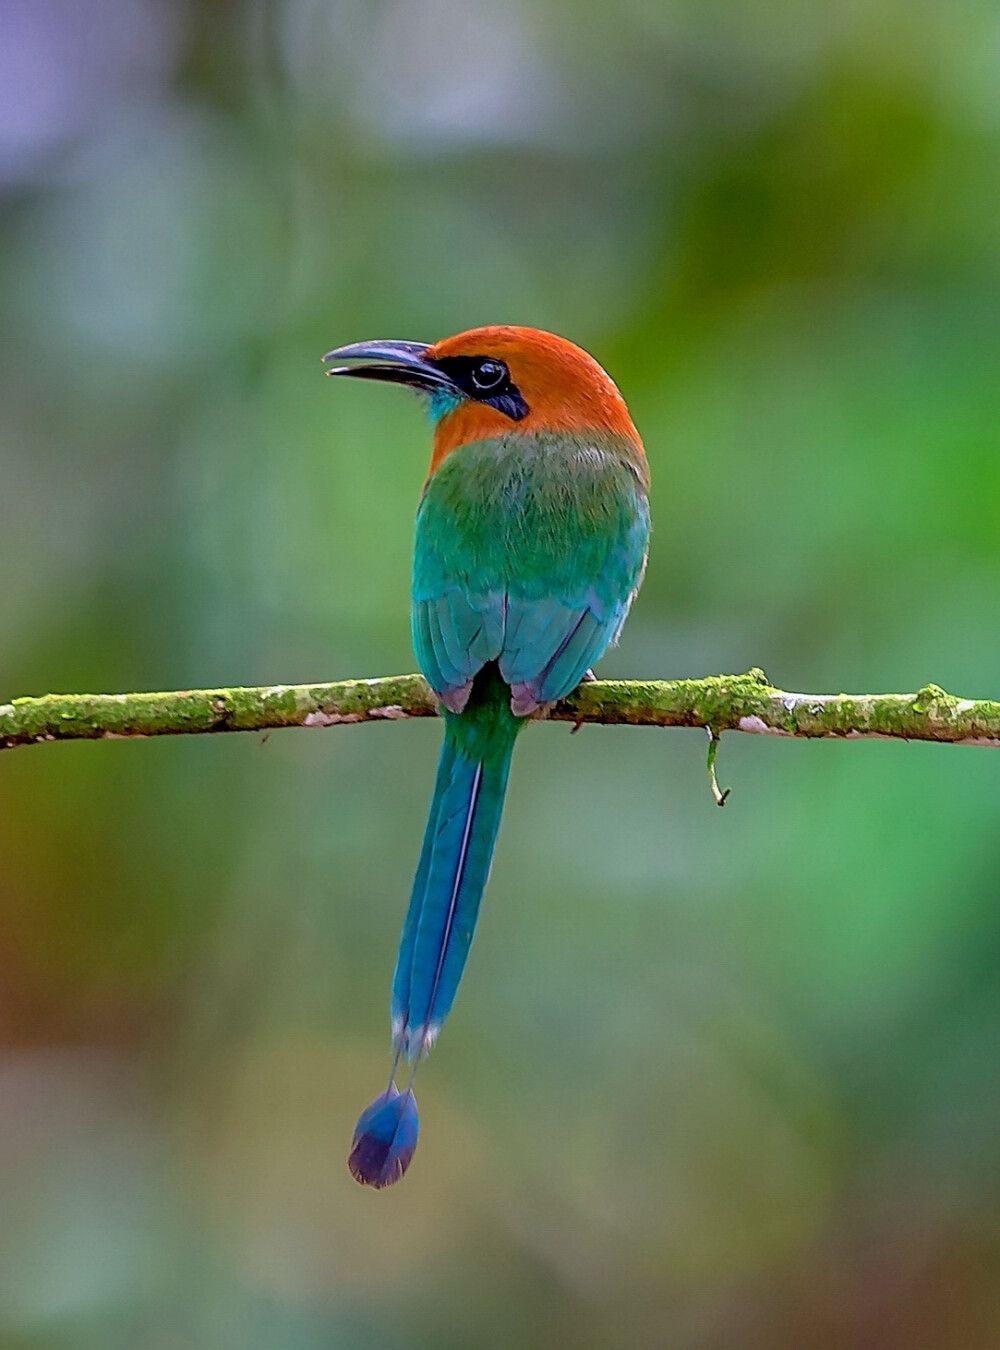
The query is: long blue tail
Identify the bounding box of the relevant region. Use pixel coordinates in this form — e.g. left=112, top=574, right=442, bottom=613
left=349, top=669, right=520, bottom=1188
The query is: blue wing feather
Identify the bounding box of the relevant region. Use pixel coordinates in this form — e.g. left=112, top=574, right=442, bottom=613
left=411, top=604, right=446, bottom=694
left=534, top=609, right=609, bottom=704
left=500, top=598, right=580, bottom=685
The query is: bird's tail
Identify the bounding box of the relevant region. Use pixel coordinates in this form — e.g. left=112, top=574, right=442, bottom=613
left=349, top=665, right=520, bottom=1188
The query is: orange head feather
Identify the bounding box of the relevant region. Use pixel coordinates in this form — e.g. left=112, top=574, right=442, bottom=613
left=424, top=325, right=644, bottom=474
left=322, top=325, right=645, bottom=479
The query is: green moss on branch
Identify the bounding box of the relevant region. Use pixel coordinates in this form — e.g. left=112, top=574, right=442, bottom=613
left=3, top=672, right=1000, bottom=753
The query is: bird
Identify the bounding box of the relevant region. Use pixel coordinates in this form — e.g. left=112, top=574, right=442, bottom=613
left=323, top=326, right=650, bottom=1188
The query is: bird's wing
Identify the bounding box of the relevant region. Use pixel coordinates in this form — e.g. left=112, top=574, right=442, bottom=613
left=499, top=513, right=647, bottom=711
left=411, top=587, right=505, bottom=711
left=499, top=595, right=624, bottom=711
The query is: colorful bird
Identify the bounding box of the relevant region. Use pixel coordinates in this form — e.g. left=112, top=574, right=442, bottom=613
left=323, top=326, right=650, bottom=1187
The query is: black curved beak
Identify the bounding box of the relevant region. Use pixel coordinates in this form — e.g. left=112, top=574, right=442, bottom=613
left=321, top=340, right=454, bottom=393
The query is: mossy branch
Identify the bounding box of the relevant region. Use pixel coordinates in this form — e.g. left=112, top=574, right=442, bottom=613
left=3, top=671, right=1000, bottom=753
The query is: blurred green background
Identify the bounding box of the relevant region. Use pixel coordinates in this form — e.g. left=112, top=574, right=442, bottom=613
left=3, top=1, right=1000, bottom=1346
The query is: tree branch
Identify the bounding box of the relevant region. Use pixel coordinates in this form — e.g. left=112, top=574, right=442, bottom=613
left=3, top=670, right=1000, bottom=753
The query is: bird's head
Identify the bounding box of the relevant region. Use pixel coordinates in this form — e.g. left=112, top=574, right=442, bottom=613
left=323, top=324, right=643, bottom=474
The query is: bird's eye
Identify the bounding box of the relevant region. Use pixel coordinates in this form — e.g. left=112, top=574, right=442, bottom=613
left=471, top=359, right=506, bottom=392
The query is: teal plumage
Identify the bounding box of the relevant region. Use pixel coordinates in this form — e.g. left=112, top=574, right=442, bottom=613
left=325, top=326, right=649, bottom=1188
left=413, top=429, right=649, bottom=710
left=394, top=429, right=649, bottom=1057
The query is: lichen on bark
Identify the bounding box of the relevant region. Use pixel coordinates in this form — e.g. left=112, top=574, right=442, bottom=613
left=3, top=671, right=1000, bottom=753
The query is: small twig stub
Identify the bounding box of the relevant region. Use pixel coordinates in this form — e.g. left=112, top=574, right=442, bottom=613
left=705, top=728, right=731, bottom=807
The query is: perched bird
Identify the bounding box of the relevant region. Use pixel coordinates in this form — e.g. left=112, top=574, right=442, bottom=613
left=323, top=326, right=650, bottom=1187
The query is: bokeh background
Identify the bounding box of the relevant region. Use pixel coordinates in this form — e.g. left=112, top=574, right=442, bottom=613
left=3, top=1, right=1000, bottom=1346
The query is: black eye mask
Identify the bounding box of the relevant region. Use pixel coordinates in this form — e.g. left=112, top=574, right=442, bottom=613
left=430, top=355, right=529, bottom=422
